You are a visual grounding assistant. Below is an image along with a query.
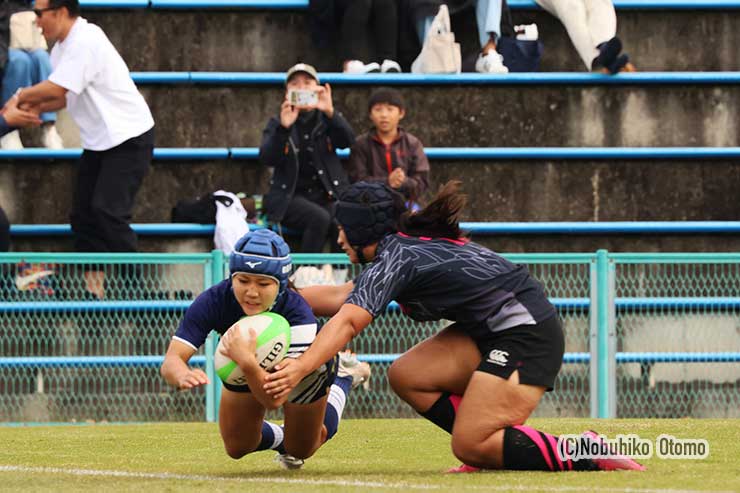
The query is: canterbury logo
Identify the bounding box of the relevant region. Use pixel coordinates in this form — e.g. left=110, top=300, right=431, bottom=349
left=487, top=349, right=509, bottom=366
left=244, top=261, right=262, bottom=269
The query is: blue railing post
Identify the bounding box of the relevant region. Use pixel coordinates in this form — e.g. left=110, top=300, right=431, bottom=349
left=593, top=249, right=613, bottom=418
left=589, top=254, right=599, bottom=418
left=607, top=253, right=617, bottom=418
left=205, top=249, right=225, bottom=422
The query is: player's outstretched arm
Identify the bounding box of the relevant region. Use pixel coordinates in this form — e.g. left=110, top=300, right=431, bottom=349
left=298, top=281, right=354, bottom=317
left=264, top=303, right=371, bottom=400
left=161, top=339, right=209, bottom=390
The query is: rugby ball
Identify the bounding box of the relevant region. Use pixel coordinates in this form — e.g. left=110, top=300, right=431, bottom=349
left=215, top=312, right=291, bottom=387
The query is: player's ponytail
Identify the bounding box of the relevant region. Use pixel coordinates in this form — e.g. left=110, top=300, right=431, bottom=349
left=399, top=180, right=467, bottom=239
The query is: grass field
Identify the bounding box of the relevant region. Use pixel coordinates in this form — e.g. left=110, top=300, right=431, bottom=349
left=1, top=418, right=738, bottom=492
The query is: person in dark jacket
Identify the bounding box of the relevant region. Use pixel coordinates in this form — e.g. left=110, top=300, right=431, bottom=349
left=258, top=63, right=355, bottom=253
left=347, top=87, right=429, bottom=205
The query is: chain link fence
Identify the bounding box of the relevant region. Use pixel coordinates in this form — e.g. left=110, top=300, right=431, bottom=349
left=1, top=251, right=739, bottom=422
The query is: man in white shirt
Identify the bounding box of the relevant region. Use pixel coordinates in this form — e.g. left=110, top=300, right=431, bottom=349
left=15, top=0, right=154, bottom=299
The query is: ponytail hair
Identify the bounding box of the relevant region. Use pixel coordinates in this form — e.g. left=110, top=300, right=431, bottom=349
left=399, top=180, right=467, bottom=239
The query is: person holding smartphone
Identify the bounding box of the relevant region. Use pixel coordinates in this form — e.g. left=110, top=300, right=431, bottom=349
left=258, top=63, right=355, bottom=254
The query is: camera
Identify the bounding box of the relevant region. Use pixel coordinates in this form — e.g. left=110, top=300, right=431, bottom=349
left=289, top=89, right=319, bottom=107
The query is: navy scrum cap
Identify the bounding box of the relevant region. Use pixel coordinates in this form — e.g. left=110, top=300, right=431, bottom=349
left=335, top=182, right=402, bottom=248
left=229, top=229, right=292, bottom=298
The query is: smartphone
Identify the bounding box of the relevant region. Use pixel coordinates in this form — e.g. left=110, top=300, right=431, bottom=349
left=289, top=89, right=318, bottom=107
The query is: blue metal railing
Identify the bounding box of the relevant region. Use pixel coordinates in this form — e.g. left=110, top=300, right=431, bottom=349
left=5, top=146, right=740, bottom=161
left=11, top=221, right=740, bottom=238
left=3, top=352, right=736, bottom=369
left=130, top=71, right=740, bottom=86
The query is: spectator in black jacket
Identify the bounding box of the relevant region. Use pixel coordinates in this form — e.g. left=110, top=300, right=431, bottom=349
left=258, top=64, right=355, bottom=253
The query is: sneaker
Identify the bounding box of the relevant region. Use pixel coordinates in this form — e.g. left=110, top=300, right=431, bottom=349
left=343, top=60, right=381, bottom=74
left=580, top=430, right=646, bottom=471
left=41, top=124, right=64, bottom=149
left=593, top=36, right=622, bottom=72
left=0, top=130, right=23, bottom=150
left=275, top=453, right=304, bottom=470
left=337, top=350, right=371, bottom=390
left=290, top=265, right=334, bottom=289
left=514, top=23, right=539, bottom=41
left=446, top=463, right=481, bottom=473
left=475, top=50, right=509, bottom=74
left=380, top=59, right=402, bottom=73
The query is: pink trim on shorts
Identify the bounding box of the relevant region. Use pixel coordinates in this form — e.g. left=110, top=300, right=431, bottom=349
left=449, top=394, right=462, bottom=412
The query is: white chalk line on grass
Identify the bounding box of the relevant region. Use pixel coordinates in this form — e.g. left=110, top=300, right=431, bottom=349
left=0, top=465, right=733, bottom=493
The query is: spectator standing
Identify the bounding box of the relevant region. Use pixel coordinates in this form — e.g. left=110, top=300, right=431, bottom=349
left=348, top=87, right=429, bottom=206
left=259, top=63, right=355, bottom=253
left=535, top=0, right=634, bottom=73
left=0, top=0, right=63, bottom=149
left=16, top=0, right=155, bottom=299
left=309, top=0, right=402, bottom=74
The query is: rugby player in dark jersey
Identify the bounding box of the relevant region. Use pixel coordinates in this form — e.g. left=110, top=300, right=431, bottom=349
left=265, top=181, right=644, bottom=473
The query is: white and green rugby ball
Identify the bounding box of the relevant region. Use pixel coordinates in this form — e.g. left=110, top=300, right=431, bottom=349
left=215, top=312, right=291, bottom=387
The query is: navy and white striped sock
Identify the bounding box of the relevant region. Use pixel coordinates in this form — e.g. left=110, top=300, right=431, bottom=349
left=324, top=375, right=352, bottom=441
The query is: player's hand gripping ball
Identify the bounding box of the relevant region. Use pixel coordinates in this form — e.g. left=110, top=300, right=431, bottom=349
left=215, top=312, right=291, bottom=387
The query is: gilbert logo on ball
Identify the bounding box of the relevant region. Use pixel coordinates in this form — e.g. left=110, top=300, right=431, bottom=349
left=215, top=312, right=291, bottom=386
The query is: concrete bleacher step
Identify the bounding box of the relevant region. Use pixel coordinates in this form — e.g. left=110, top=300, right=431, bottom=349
left=126, top=73, right=740, bottom=148
left=83, top=3, right=740, bottom=72
left=3, top=147, right=740, bottom=253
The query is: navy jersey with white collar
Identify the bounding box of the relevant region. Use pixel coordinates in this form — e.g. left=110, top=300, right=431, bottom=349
left=174, top=279, right=317, bottom=361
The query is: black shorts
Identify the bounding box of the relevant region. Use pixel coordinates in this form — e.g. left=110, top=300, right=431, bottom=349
left=223, top=354, right=339, bottom=404
left=474, top=315, right=565, bottom=391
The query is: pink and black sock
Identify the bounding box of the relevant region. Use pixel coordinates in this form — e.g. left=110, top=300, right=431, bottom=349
left=419, top=392, right=462, bottom=433
left=503, top=425, right=598, bottom=471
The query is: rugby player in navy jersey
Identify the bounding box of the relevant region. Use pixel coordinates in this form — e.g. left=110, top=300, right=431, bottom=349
left=161, top=229, right=370, bottom=469
left=265, top=181, right=645, bottom=473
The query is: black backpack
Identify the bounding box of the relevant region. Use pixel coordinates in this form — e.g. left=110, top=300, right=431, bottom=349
left=171, top=193, right=235, bottom=224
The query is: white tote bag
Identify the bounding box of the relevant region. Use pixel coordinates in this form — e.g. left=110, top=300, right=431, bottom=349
left=411, top=5, right=461, bottom=74
left=213, top=190, right=249, bottom=255
left=9, top=11, right=48, bottom=51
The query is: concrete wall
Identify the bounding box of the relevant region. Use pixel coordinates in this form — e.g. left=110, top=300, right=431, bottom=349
left=3, top=157, right=740, bottom=224
left=83, top=9, right=740, bottom=72
left=4, top=6, right=739, bottom=255
left=130, top=84, right=740, bottom=148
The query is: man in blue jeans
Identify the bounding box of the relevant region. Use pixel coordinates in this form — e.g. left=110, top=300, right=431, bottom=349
left=0, top=2, right=64, bottom=149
